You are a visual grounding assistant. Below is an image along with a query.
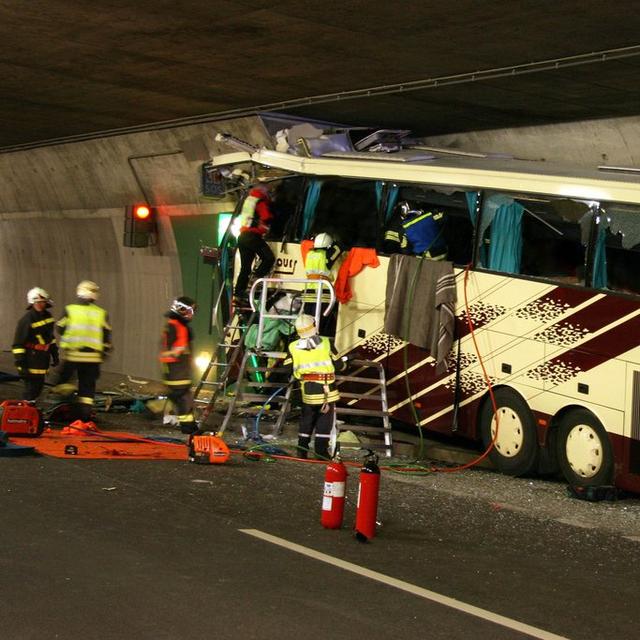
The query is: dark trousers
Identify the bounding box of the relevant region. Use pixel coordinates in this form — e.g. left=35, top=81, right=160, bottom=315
left=298, top=402, right=335, bottom=459
left=162, top=361, right=196, bottom=434
left=303, top=301, right=338, bottom=339
left=56, top=361, right=101, bottom=421
left=23, top=375, right=45, bottom=402
left=234, top=231, right=275, bottom=296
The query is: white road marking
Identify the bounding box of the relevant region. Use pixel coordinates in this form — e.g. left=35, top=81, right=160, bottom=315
left=240, top=528, right=570, bottom=640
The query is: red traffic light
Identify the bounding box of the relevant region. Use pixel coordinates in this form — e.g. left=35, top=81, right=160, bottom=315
left=134, top=205, right=151, bottom=220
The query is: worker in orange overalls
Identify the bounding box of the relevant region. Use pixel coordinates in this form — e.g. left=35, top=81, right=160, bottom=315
left=159, top=296, right=197, bottom=434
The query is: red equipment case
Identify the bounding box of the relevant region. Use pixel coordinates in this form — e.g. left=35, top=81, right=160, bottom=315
left=0, top=400, right=43, bottom=437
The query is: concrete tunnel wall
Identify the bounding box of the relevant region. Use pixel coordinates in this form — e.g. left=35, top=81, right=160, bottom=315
left=0, top=116, right=273, bottom=380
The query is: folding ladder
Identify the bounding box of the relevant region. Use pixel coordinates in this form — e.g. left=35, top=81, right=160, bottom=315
left=204, top=276, right=337, bottom=436
left=334, top=359, right=393, bottom=458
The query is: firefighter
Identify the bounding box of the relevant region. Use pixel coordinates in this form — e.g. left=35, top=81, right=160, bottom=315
left=399, top=201, right=447, bottom=260
left=233, top=180, right=277, bottom=305
left=12, top=287, right=59, bottom=401
left=302, top=232, right=341, bottom=338
left=53, top=281, right=112, bottom=420
left=287, top=314, right=348, bottom=459
left=384, top=201, right=447, bottom=259
left=159, top=296, right=197, bottom=434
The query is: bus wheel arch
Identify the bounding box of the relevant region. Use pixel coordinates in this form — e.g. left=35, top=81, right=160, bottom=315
left=556, top=407, right=614, bottom=487
left=478, top=386, right=539, bottom=477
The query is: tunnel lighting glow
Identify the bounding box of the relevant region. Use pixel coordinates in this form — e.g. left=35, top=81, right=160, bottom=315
left=134, top=205, right=151, bottom=219
left=195, top=351, right=211, bottom=371
left=217, top=212, right=234, bottom=244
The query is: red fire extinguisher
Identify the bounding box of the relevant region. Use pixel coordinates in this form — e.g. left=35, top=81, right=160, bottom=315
left=321, top=458, right=347, bottom=529
left=354, top=452, right=380, bottom=541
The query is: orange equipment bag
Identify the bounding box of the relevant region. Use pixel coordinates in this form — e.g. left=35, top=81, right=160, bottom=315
left=188, top=433, right=230, bottom=465
left=0, top=400, right=43, bottom=437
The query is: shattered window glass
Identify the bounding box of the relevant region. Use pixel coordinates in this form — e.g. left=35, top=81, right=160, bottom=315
left=511, top=195, right=589, bottom=284
left=599, top=204, right=640, bottom=295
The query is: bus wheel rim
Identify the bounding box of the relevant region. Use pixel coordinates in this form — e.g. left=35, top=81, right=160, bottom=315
left=490, top=407, right=524, bottom=458
left=565, top=424, right=603, bottom=478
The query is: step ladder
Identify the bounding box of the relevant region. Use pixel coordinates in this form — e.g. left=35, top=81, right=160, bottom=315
left=334, top=359, right=393, bottom=458
left=193, top=304, right=257, bottom=430
left=203, top=276, right=337, bottom=436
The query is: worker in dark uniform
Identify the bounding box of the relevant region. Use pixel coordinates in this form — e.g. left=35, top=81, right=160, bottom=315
left=233, top=181, right=277, bottom=305
left=54, top=280, right=112, bottom=421
left=159, top=296, right=197, bottom=435
left=287, top=314, right=348, bottom=459
left=12, top=287, right=59, bottom=401
left=302, top=232, right=341, bottom=338
left=384, top=201, right=447, bottom=259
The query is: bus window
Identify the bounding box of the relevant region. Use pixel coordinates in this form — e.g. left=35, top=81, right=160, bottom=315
left=381, top=185, right=474, bottom=266
left=267, top=176, right=306, bottom=242
left=308, top=178, right=378, bottom=249
left=480, top=192, right=589, bottom=285
left=598, top=204, right=640, bottom=296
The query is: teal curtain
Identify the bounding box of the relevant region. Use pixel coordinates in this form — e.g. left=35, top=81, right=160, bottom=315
left=465, top=192, right=478, bottom=225
left=375, top=182, right=400, bottom=222
left=592, top=222, right=608, bottom=289
left=487, top=202, right=524, bottom=274
left=302, top=179, right=322, bottom=238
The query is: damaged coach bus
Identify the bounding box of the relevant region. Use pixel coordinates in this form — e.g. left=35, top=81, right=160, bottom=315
left=211, top=138, right=640, bottom=493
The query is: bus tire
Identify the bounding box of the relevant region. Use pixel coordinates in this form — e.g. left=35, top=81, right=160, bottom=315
left=557, top=409, right=614, bottom=487
left=479, top=388, right=538, bottom=476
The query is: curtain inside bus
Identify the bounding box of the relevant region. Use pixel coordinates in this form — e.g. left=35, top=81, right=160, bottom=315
left=376, top=181, right=400, bottom=222
left=478, top=194, right=524, bottom=274
left=302, top=179, right=323, bottom=238
left=592, top=223, right=607, bottom=289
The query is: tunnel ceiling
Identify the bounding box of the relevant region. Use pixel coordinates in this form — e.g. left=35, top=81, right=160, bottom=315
left=3, top=1, right=640, bottom=148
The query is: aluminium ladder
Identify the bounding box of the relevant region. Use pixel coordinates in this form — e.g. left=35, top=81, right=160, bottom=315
left=334, top=359, right=393, bottom=458
left=206, top=276, right=337, bottom=436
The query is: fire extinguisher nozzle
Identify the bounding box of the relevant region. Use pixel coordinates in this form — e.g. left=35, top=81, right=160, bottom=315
left=354, top=530, right=370, bottom=543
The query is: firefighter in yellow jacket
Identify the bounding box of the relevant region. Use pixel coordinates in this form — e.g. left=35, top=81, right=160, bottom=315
left=287, top=314, right=347, bottom=459
left=12, top=287, right=59, bottom=401
left=302, top=232, right=341, bottom=338
left=53, top=280, right=112, bottom=420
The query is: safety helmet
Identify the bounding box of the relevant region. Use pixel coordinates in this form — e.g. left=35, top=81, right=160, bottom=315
left=313, top=232, right=333, bottom=249
left=397, top=201, right=420, bottom=218
left=294, top=314, right=317, bottom=338
left=27, top=287, right=51, bottom=306
left=76, top=280, right=99, bottom=301
left=171, top=296, right=196, bottom=319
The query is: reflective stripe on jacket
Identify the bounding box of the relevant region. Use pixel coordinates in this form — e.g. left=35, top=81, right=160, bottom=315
left=288, top=336, right=340, bottom=405
left=58, top=303, right=110, bottom=363
left=302, top=248, right=333, bottom=303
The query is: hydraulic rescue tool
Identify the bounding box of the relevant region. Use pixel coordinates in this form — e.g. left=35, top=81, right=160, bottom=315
left=354, top=451, right=381, bottom=541
left=188, top=432, right=230, bottom=464
left=321, top=457, right=347, bottom=529
left=0, top=400, right=43, bottom=436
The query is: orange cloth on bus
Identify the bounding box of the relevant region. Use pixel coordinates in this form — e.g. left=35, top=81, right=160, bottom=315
left=300, top=239, right=314, bottom=264
left=334, top=248, right=380, bottom=303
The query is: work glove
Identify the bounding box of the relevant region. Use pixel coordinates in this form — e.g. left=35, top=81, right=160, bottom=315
left=14, top=359, right=25, bottom=376
left=51, top=354, right=60, bottom=367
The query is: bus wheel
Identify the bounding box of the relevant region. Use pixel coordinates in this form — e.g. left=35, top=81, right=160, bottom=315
left=479, top=388, right=538, bottom=476
left=557, top=409, right=613, bottom=487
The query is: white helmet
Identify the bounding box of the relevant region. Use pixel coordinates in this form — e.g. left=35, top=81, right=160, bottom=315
left=313, top=233, right=333, bottom=249
left=170, top=296, right=196, bottom=319
left=27, top=287, right=51, bottom=305
left=76, top=280, right=100, bottom=301
left=294, top=314, right=317, bottom=338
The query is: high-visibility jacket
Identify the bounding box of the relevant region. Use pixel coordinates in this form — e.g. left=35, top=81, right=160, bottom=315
left=57, top=302, right=112, bottom=363
left=302, top=248, right=333, bottom=304
left=159, top=312, right=193, bottom=387
left=288, top=336, right=345, bottom=405
left=402, top=210, right=447, bottom=259
left=12, top=307, right=59, bottom=375
left=239, top=185, right=273, bottom=236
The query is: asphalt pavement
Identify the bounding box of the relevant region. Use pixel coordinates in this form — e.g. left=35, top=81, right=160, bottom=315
left=2, top=374, right=640, bottom=639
